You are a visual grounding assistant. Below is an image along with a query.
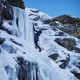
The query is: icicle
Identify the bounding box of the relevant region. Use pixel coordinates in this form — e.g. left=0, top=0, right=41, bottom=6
left=12, top=7, right=20, bottom=36
left=16, top=57, right=39, bottom=80
left=13, top=7, right=35, bottom=47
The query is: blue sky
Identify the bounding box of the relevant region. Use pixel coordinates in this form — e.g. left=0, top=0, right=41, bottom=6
left=24, top=0, right=80, bottom=17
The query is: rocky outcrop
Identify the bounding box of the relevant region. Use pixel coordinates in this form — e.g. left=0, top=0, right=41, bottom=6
left=71, top=71, right=80, bottom=79
left=16, top=57, right=39, bottom=80
left=52, top=15, right=80, bottom=24
left=49, top=53, right=59, bottom=61
left=0, top=37, right=5, bottom=45
left=0, top=17, right=3, bottom=26
left=55, top=38, right=80, bottom=53
left=7, top=0, right=25, bottom=9
left=60, top=25, right=80, bottom=39
left=0, top=0, right=13, bottom=20
left=52, top=15, right=80, bottom=39
left=59, top=58, right=70, bottom=69
left=55, top=38, right=76, bottom=51
left=0, top=0, right=25, bottom=21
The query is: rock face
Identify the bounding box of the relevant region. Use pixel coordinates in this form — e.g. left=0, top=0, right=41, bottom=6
left=59, top=58, right=70, bottom=69
left=0, top=17, right=3, bottom=26
left=7, top=0, right=25, bottom=9
left=0, top=37, right=5, bottom=45
left=0, top=0, right=25, bottom=21
left=55, top=38, right=80, bottom=53
left=49, top=53, right=59, bottom=61
left=55, top=38, right=76, bottom=50
left=53, top=15, right=80, bottom=24
left=53, top=15, right=80, bottom=39
left=71, top=71, right=80, bottom=80
left=60, top=25, right=80, bottom=39
left=0, top=0, right=13, bottom=20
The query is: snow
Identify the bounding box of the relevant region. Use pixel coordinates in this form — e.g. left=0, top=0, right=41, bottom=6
left=0, top=6, right=79, bottom=80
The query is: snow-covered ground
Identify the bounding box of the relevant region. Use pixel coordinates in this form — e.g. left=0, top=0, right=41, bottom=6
left=0, top=7, right=79, bottom=80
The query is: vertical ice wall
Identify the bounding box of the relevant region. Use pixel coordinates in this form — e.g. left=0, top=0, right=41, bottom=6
left=13, top=7, right=35, bottom=47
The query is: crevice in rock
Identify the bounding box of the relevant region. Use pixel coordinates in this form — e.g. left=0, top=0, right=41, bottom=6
left=10, top=38, right=23, bottom=47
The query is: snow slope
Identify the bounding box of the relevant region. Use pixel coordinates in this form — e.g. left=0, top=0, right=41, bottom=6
left=0, top=7, right=79, bottom=80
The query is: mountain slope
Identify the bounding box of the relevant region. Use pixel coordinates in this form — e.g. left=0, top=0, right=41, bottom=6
left=0, top=0, right=80, bottom=80
left=26, top=8, right=80, bottom=79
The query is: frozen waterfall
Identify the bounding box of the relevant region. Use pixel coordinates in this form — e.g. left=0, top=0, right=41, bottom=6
left=13, top=7, right=35, bottom=47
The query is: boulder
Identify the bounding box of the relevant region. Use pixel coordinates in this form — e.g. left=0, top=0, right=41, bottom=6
left=49, top=53, right=59, bottom=61
left=0, top=37, right=5, bottom=45
left=55, top=38, right=76, bottom=51
left=0, top=0, right=13, bottom=20
left=71, top=71, right=80, bottom=79
left=59, top=56, right=70, bottom=69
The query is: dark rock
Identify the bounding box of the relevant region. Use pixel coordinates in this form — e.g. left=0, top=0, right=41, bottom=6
left=16, top=18, right=18, bottom=27
left=30, top=9, right=39, bottom=13
left=49, top=53, right=59, bottom=61
left=55, top=38, right=76, bottom=51
left=55, top=31, right=64, bottom=36
left=10, top=38, right=23, bottom=46
left=49, top=21, right=59, bottom=26
left=2, top=6, right=13, bottom=20
left=71, top=71, right=80, bottom=79
left=60, top=25, right=80, bottom=39
left=59, top=62, right=67, bottom=69
left=52, top=15, right=80, bottom=24
left=34, top=23, right=38, bottom=26
left=0, top=37, right=5, bottom=45
left=74, top=47, right=80, bottom=53
left=43, top=19, right=51, bottom=24
left=5, top=65, right=16, bottom=80
left=54, top=15, right=80, bottom=39
left=0, top=17, right=3, bottom=26
left=8, top=21, right=12, bottom=25
left=0, top=0, right=14, bottom=20
left=58, top=32, right=64, bottom=36
left=0, top=25, right=14, bottom=35
left=0, top=48, right=1, bottom=53
left=16, top=57, right=39, bottom=80
left=0, top=0, right=25, bottom=21
left=33, top=16, right=40, bottom=21
left=1, top=44, right=17, bottom=53
left=7, top=0, right=25, bottom=9
left=59, top=57, right=70, bottom=69
left=72, top=57, right=80, bottom=69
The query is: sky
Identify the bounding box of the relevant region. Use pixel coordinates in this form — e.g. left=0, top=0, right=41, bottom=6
left=24, top=0, right=80, bottom=17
